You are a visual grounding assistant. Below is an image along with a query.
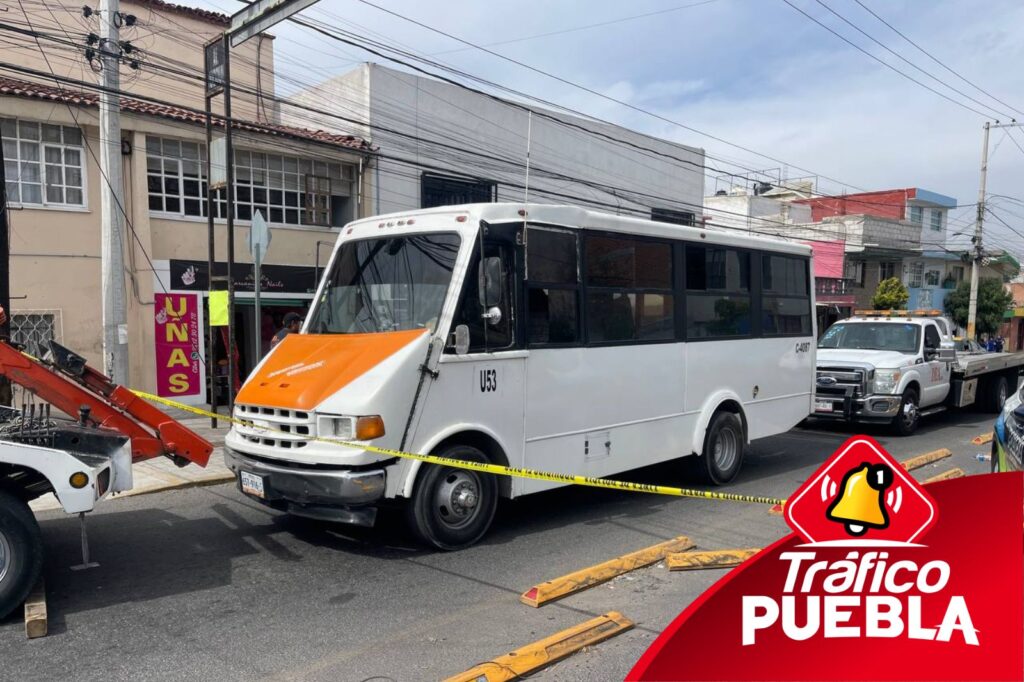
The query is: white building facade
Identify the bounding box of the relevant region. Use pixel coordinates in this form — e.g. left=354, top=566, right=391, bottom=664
left=283, top=63, right=706, bottom=221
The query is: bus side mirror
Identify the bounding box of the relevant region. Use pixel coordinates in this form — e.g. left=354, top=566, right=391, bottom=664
left=454, top=324, right=470, bottom=356
left=478, top=256, right=503, bottom=308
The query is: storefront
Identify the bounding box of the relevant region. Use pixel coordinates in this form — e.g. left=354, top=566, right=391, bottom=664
left=153, top=259, right=320, bottom=405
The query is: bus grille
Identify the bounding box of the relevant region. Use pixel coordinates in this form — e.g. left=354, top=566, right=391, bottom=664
left=234, top=403, right=314, bottom=450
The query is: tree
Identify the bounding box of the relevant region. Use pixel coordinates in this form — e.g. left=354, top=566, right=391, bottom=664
left=944, top=277, right=1013, bottom=336
left=872, top=277, right=909, bottom=310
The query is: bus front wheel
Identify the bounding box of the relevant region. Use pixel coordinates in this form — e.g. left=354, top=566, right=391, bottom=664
left=406, top=444, right=498, bottom=551
left=697, top=411, right=745, bottom=485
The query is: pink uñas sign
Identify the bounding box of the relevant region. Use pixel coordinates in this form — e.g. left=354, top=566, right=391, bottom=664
left=155, top=293, right=201, bottom=397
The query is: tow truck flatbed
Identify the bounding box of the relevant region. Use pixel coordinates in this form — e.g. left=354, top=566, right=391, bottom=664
left=956, top=351, right=1024, bottom=379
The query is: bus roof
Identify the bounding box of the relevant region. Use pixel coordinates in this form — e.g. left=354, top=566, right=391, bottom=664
left=345, top=203, right=813, bottom=257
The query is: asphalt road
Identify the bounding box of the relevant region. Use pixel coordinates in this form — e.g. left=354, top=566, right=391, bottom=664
left=0, top=410, right=997, bottom=681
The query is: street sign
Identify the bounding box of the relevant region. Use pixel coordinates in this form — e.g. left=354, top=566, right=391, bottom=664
left=204, top=38, right=225, bottom=95
left=210, top=135, right=227, bottom=190
left=248, top=209, right=271, bottom=261
left=228, top=0, right=320, bottom=47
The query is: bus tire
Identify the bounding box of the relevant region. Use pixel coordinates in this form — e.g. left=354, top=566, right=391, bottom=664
left=698, top=411, right=745, bottom=485
left=891, top=387, right=920, bottom=436
left=405, top=444, right=498, bottom=551
left=0, top=490, right=43, bottom=621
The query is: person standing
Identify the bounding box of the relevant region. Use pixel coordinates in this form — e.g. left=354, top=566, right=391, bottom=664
left=271, top=312, right=303, bottom=348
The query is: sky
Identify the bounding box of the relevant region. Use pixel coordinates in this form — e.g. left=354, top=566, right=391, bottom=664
left=192, top=0, right=1024, bottom=261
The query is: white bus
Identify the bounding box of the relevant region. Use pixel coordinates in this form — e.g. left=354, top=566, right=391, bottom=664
left=224, top=204, right=816, bottom=549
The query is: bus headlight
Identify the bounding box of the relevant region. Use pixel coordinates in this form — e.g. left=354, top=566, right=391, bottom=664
left=871, top=369, right=902, bottom=395
left=316, top=415, right=355, bottom=440
left=315, top=414, right=385, bottom=441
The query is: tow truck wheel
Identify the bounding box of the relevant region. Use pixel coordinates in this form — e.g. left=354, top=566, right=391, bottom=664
left=406, top=444, right=498, bottom=551
left=0, top=490, right=43, bottom=621
left=892, top=388, right=920, bottom=436
left=697, top=411, right=745, bottom=485
left=985, top=376, right=1010, bottom=414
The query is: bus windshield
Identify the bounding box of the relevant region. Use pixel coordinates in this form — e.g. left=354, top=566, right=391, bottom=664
left=308, top=233, right=461, bottom=334
left=818, top=322, right=920, bottom=353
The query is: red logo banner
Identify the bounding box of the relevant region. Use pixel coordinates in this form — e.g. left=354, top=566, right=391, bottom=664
left=630, top=437, right=1023, bottom=681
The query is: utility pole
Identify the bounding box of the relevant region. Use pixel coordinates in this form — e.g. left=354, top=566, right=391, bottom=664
left=0, top=130, right=11, bottom=406
left=968, top=120, right=1022, bottom=339
left=967, top=122, right=989, bottom=340
left=98, top=0, right=129, bottom=383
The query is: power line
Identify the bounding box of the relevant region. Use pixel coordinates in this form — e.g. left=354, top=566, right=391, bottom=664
left=338, top=0, right=870, bottom=196
left=780, top=0, right=992, bottom=118
left=812, top=0, right=1010, bottom=120
left=430, top=0, right=720, bottom=56
left=852, top=0, right=1024, bottom=119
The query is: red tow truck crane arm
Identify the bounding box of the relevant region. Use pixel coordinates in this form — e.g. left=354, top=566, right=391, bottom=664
left=0, top=339, right=213, bottom=466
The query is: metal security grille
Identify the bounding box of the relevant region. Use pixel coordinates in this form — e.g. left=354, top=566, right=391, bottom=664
left=10, top=311, right=61, bottom=358
left=421, top=173, right=495, bottom=208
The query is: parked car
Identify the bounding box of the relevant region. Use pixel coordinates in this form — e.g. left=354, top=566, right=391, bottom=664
left=993, top=381, right=1023, bottom=472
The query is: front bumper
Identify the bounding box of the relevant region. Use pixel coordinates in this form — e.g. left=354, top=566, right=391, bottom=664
left=812, top=392, right=902, bottom=422
left=223, top=446, right=386, bottom=526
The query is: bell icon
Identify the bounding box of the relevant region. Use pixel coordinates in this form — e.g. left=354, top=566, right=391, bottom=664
left=825, top=462, right=894, bottom=536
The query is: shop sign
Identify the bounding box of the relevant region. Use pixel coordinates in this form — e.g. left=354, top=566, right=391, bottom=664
left=155, top=293, right=202, bottom=397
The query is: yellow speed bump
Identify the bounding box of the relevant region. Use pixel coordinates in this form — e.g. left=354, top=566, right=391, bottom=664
left=900, top=448, right=951, bottom=472
left=972, top=433, right=994, bottom=445
left=924, top=468, right=965, bottom=484
left=444, top=612, right=634, bottom=682
left=666, top=549, right=759, bottom=571
left=520, top=536, right=693, bottom=608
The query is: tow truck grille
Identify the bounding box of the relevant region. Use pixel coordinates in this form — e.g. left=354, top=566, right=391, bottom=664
left=816, top=367, right=866, bottom=398
left=234, top=403, right=314, bottom=449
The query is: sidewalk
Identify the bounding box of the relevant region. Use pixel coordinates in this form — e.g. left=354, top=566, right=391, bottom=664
left=29, top=416, right=235, bottom=512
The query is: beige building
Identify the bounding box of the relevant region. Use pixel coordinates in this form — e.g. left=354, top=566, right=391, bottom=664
left=1, top=0, right=373, bottom=402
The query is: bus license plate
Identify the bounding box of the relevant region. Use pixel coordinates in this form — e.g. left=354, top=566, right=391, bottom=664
left=814, top=400, right=834, bottom=413
left=240, top=471, right=265, bottom=499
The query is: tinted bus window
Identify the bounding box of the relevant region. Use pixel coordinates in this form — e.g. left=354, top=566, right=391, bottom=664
left=762, top=254, right=811, bottom=336
left=685, top=246, right=751, bottom=339
left=527, top=227, right=579, bottom=345
left=585, top=234, right=673, bottom=343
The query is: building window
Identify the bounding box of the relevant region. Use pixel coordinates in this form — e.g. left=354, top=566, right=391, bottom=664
left=145, top=136, right=354, bottom=227
left=879, top=261, right=898, bottom=282
left=421, top=173, right=495, bottom=208
left=585, top=234, right=674, bottom=343
left=685, top=245, right=750, bottom=339
left=908, top=206, right=923, bottom=224
left=951, top=265, right=965, bottom=283
left=2, top=118, right=84, bottom=207
left=925, top=269, right=941, bottom=286
left=761, top=254, right=812, bottom=335
left=845, top=260, right=865, bottom=287
left=651, top=207, right=695, bottom=226
left=930, top=209, right=943, bottom=231
left=10, top=311, right=60, bottom=358
left=527, top=227, right=579, bottom=345
left=909, top=261, right=924, bottom=288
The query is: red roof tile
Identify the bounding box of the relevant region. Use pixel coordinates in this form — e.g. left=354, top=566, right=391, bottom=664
left=0, top=76, right=373, bottom=152
left=128, top=0, right=230, bottom=26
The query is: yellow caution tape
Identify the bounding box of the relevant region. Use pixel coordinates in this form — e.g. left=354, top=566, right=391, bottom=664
left=134, top=390, right=787, bottom=506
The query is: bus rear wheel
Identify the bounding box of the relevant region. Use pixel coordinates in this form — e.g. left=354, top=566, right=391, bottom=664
left=0, top=490, right=43, bottom=621
left=697, top=411, right=745, bottom=485
left=406, top=444, right=498, bottom=551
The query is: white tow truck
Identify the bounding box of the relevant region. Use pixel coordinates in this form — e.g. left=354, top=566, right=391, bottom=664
left=0, top=338, right=212, bottom=621
left=813, top=310, right=1024, bottom=435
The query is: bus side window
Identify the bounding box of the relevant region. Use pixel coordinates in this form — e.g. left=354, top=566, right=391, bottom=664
left=454, top=243, right=514, bottom=352
left=527, top=228, right=579, bottom=345
left=685, top=246, right=751, bottom=339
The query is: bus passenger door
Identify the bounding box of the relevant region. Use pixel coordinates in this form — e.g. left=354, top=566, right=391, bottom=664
left=413, top=223, right=527, bottom=487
